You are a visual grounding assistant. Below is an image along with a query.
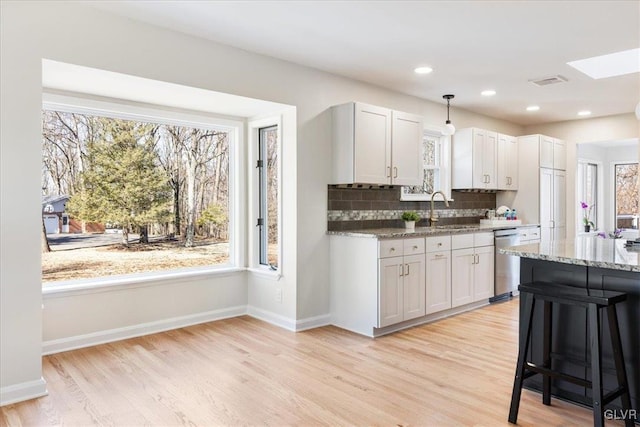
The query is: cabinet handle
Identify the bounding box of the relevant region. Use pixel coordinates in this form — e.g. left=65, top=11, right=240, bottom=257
left=413, top=245, right=418, bottom=250
left=405, top=264, right=410, bottom=276
left=393, top=167, right=398, bottom=178
left=390, top=247, right=395, bottom=252
left=399, top=265, right=404, bottom=277
left=487, top=175, right=490, bottom=184
left=437, top=242, right=442, bottom=247
left=435, top=254, right=445, bottom=258
left=386, top=166, right=391, bottom=178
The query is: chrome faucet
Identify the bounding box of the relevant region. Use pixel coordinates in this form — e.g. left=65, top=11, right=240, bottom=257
left=430, top=191, right=450, bottom=226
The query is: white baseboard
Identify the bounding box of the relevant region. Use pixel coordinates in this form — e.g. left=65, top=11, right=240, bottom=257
left=246, top=306, right=297, bottom=331
left=295, top=313, right=331, bottom=331
left=42, top=305, right=247, bottom=355
left=0, top=377, right=48, bottom=406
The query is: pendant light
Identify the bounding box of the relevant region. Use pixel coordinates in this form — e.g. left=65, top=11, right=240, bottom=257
left=442, top=94, right=456, bottom=136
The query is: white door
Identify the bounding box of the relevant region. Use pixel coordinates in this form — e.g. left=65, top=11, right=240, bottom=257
left=426, top=251, right=451, bottom=314
left=497, top=134, right=509, bottom=190
left=506, top=135, right=518, bottom=189
left=484, top=131, right=498, bottom=188
left=540, top=168, right=554, bottom=242
left=553, top=139, right=566, bottom=170
left=451, top=248, right=474, bottom=308
left=378, top=257, right=403, bottom=327
left=472, top=129, right=486, bottom=188
left=473, top=246, right=495, bottom=301
left=553, top=169, right=566, bottom=239
left=354, top=103, right=392, bottom=184
left=540, top=135, right=554, bottom=169
left=391, top=111, right=422, bottom=186
left=402, top=254, right=426, bottom=320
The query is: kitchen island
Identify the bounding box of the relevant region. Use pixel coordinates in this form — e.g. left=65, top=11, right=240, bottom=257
left=501, top=237, right=639, bottom=418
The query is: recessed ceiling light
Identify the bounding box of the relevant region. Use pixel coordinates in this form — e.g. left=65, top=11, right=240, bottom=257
left=567, top=48, right=640, bottom=79
left=526, top=105, right=540, bottom=112
left=414, top=66, right=433, bottom=75
left=578, top=110, right=592, bottom=116
left=481, top=90, right=496, bottom=96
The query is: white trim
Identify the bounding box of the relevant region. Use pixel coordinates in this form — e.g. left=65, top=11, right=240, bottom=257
left=576, top=158, right=603, bottom=232
left=42, top=305, right=247, bottom=355
left=43, top=267, right=245, bottom=298
left=0, top=378, right=48, bottom=406
left=247, top=267, right=282, bottom=280
left=295, top=314, right=331, bottom=331
left=246, top=305, right=296, bottom=331
left=611, top=160, right=639, bottom=230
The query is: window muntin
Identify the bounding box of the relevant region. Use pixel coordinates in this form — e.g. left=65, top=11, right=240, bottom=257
left=258, top=125, right=279, bottom=269
left=614, top=162, right=639, bottom=230
left=41, top=106, right=236, bottom=285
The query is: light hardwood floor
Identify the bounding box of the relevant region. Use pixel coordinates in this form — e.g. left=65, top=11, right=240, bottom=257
left=1, top=299, right=624, bottom=426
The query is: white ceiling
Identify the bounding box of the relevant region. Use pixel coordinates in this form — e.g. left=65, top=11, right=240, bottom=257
left=88, top=1, right=640, bottom=126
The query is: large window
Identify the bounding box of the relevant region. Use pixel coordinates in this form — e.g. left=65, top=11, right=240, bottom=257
left=258, top=125, right=279, bottom=269
left=576, top=160, right=599, bottom=232
left=614, top=162, right=639, bottom=230
left=41, top=101, right=237, bottom=285
left=401, top=128, right=451, bottom=201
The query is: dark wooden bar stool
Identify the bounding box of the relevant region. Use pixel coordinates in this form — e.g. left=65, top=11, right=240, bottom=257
left=508, top=282, right=634, bottom=427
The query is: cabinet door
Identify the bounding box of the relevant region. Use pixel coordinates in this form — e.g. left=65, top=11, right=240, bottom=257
left=540, top=135, right=554, bottom=169
left=473, top=246, right=495, bottom=301
left=484, top=131, right=498, bottom=188
left=391, top=111, right=423, bottom=186
left=451, top=248, right=474, bottom=307
left=553, top=139, right=566, bottom=170
left=471, top=129, right=487, bottom=188
left=403, top=254, right=426, bottom=320
left=553, top=169, right=566, bottom=239
left=354, top=103, right=392, bottom=184
left=540, top=168, right=554, bottom=243
left=497, top=134, right=517, bottom=190
left=378, top=257, right=404, bottom=327
left=426, top=250, right=451, bottom=314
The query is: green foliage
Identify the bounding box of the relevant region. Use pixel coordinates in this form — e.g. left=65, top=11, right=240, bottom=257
left=67, top=119, right=171, bottom=230
left=401, top=211, right=420, bottom=222
left=197, top=203, right=228, bottom=227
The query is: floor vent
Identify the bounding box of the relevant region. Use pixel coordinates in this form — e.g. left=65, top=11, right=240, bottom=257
left=529, top=75, right=568, bottom=86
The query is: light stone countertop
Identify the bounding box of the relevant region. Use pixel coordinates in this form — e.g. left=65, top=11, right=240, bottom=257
left=327, top=223, right=540, bottom=239
left=500, top=237, right=640, bottom=273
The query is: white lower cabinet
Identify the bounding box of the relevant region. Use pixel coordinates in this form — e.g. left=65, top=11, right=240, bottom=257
left=378, top=239, right=425, bottom=328
left=451, top=233, right=495, bottom=308
left=425, top=236, right=452, bottom=315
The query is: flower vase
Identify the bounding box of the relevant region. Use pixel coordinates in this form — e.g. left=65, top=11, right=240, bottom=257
left=584, top=225, right=591, bottom=233
left=405, top=221, right=415, bottom=231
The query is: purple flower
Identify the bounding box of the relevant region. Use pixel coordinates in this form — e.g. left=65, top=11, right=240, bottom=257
left=580, top=201, right=588, bottom=209
left=597, top=232, right=606, bottom=238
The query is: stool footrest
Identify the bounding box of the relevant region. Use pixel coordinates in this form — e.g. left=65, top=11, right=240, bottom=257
left=603, top=386, right=627, bottom=405
left=525, top=363, right=591, bottom=388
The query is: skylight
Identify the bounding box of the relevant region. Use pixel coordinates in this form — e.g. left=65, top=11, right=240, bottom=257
left=567, top=48, right=640, bottom=79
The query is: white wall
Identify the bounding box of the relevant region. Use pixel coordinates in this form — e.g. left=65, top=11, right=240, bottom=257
left=524, top=113, right=640, bottom=238
left=1, top=1, right=526, bottom=404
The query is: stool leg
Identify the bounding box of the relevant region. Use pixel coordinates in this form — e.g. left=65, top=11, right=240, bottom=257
left=509, top=293, right=535, bottom=424
left=588, top=304, right=604, bottom=427
left=542, top=300, right=552, bottom=406
left=607, top=305, right=634, bottom=427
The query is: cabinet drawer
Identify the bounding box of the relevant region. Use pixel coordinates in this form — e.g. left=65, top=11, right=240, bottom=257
left=519, top=227, right=540, bottom=241
left=379, top=239, right=404, bottom=258
left=474, top=232, right=494, bottom=247
left=451, top=233, right=474, bottom=250
left=403, top=238, right=425, bottom=255
left=426, top=235, right=451, bottom=252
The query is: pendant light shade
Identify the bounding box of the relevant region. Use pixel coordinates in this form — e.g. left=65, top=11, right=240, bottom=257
left=442, top=94, right=456, bottom=136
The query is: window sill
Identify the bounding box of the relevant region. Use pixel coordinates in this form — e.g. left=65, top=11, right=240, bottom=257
left=43, top=265, right=245, bottom=298
left=247, top=267, right=282, bottom=280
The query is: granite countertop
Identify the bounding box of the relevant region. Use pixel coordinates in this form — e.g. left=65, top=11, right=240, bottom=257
left=500, top=237, right=640, bottom=273
left=327, top=223, right=540, bottom=239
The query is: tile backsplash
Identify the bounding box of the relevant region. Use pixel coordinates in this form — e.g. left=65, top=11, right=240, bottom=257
left=327, top=185, right=496, bottom=231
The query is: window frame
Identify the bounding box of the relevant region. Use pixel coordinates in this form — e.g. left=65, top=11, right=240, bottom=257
left=41, top=92, right=244, bottom=287
left=576, top=158, right=602, bottom=234
left=612, top=160, right=639, bottom=231
left=248, top=116, right=282, bottom=276
left=400, top=125, right=452, bottom=202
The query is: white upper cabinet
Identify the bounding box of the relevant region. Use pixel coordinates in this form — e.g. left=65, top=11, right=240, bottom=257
left=497, top=133, right=518, bottom=190
left=452, top=128, right=498, bottom=189
left=332, top=102, right=422, bottom=185
left=539, top=134, right=566, bottom=170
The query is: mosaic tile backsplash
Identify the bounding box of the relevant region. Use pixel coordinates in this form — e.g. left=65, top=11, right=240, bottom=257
left=327, top=185, right=497, bottom=231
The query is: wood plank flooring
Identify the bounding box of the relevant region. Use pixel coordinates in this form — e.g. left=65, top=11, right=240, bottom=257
left=1, top=299, right=624, bottom=426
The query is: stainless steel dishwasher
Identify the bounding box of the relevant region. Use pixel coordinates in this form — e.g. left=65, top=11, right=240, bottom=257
left=492, top=228, right=521, bottom=301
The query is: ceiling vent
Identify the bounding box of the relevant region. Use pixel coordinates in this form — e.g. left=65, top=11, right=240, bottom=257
left=529, top=75, right=568, bottom=87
